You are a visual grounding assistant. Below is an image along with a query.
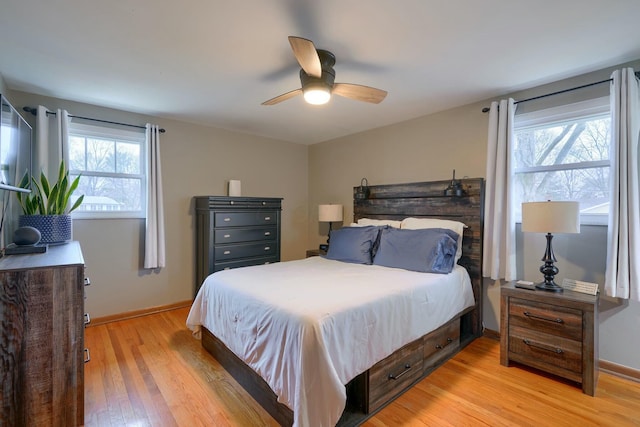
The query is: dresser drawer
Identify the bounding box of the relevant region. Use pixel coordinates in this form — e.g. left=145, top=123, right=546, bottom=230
left=214, top=226, right=277, bottom=243
left=509, top=297, right=582, bottom=340
left=368, top=338, right=423, bottom=413
left=215, top=212, right=278, bottom=227
left=423, top=318, right=460, bottom=371
left=213, top=256, right=279, bottom=272
left=509, top=325, right=583, bottom=380
left=215, top=242, right=277, bottom=260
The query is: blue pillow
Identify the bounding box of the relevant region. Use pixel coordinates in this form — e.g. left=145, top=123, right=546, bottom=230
left=373, top=227, right=458, bottom=273
left=325, top=226, right=381, bottom=265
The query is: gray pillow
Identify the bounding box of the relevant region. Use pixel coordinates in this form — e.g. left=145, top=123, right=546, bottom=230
left=325, top=226, right=381, bottom=265
left=373, top=227, right=458, bottom=273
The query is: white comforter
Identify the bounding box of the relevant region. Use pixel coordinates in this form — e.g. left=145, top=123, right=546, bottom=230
left=186, top=256, right=474, bottom=427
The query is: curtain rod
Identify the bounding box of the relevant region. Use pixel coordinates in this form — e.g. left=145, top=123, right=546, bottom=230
left=22, top=106, right=166, bottom=133
left=481, top=70, right=640, bottom=113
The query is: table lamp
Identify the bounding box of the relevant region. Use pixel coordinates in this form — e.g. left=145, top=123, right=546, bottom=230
left=521, top=201, right=580, bottom=292
left=318, top=204, right=343, bottom=250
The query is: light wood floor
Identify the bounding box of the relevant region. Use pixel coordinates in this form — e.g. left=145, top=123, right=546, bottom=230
left=84, top=307, right=640, bottom=426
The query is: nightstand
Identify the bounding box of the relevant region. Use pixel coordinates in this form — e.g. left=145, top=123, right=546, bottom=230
left=306, top=249, right=327, bottom=258
left=500, top=282, right=599, bottom=395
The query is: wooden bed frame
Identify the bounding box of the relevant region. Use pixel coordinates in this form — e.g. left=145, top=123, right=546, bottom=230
left=200, top=178, right=485, bottom=426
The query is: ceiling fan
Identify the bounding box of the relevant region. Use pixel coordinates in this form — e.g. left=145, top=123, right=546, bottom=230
left=262, top=36, right=388, bottom=106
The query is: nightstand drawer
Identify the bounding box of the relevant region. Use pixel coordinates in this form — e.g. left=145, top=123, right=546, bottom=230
left=509, top=325, right=583, bottom=380
left=214, top=226, right=277, bottom=243
left=509, top=297, right=582, bottom=340
left=215, top=212, right=278, bottom=227
left=368, top=338, right=423, bottom=413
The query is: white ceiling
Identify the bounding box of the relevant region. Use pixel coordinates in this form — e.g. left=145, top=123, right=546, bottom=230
left=1, top=1, right=639, bottom=145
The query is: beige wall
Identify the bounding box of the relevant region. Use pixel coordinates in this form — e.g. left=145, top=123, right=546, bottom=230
left=308, top=102, right=488, bottom=239
left=309, top=59, right=640, bottom=370
left=7, top=90, right=309, bottom=318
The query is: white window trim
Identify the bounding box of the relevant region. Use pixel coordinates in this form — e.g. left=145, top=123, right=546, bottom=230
left=68, top=121, right=147, bottom=220
left=514, top=96, right=610, bottom=129
left=513, top=96, right=610, bottom=227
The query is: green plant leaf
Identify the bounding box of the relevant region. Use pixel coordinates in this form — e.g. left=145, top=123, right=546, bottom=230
left=15, top=160, right=84, bottom=216
left=69, top=194, right=84, bottom=213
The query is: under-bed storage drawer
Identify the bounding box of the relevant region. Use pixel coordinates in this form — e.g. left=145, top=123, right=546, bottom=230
left=423, top=318, right=460, bottom=372
left=367, top=338, right=423, bottom=413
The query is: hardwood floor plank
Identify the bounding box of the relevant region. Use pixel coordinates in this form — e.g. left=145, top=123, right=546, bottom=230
left=84, top=307, right=640, bottom=426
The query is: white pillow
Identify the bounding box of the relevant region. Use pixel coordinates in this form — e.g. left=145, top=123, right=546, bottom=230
left=356, top=218, right=402, bottom=228
left=400, top=217, right=467, bottom=262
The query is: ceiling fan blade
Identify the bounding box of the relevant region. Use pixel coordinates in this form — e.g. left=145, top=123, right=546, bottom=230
left=261, top=88, right=303, bottom=106
left=332, top=83, right=388, bottom=104
left=288, top=36, right=322, bottom=78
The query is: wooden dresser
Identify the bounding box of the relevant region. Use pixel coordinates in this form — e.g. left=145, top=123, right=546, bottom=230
left=0, top=241, right=86, bottom=425
left=500, top=282, right=599, bottom=395
left=194, top=196, right=282, bottom=295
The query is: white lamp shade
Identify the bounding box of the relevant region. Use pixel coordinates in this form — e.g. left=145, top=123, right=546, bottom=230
left=318, top=204, right=343, bottom=222
left=521, top=201, right=580, bottom=234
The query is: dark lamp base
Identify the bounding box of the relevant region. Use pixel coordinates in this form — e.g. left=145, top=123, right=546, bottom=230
left=535, top=281, right=564, bottom=292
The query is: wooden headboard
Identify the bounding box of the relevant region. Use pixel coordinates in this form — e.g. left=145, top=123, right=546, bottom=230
left=353, top=178, right=485, bottom=342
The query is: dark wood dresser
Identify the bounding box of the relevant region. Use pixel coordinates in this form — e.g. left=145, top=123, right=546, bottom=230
left=194, top=196, right=282, bottom=295
left=0, top=241, right=86, bottom=425
left=500, top=282, right=599, bottom=395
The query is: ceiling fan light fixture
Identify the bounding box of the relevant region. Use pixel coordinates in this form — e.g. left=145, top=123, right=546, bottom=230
left=303, top=87, right=331, bottom=105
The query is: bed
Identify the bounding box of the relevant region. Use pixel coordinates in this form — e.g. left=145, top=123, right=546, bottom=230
left=187, top=178, right=485, bottom=426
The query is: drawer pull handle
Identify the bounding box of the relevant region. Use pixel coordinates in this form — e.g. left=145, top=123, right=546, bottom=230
left=224, top=217, right=231, bottom=222
left=262, top=202, right=266, bottom=205
left=388, top=364, right=412, bottom=381
left=84, top=312, right=91, bottom=326
left=264, top=247, right=271, bottom=251
left=265, top=216, right=271, bottom=221
left=523, top=339, right=564, bottom=354
left=224, top=250, right=231, bottom=255
left=84, top=277, right=91, bottom=286
left=523, top=311, right=564, bottom=324
left=435, top=337, right=453, bottom=350
left=264, top=232, right=271, bottom=236
left=84, top=348, right=91, bottom=363
left=224, top=234, right=231, bottom=238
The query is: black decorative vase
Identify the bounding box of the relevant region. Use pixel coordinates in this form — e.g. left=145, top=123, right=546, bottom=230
left=19, top=215, right=72, bottom=244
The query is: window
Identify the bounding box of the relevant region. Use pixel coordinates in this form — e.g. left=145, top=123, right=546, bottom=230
left=68, top=122, right=146, bottom=219
left=513, top=97, right=610, bottom=225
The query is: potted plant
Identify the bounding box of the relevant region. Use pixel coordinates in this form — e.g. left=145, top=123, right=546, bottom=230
left=16, top=160, right=84, bottom=244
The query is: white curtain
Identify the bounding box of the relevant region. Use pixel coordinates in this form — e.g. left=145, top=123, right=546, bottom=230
left=144, top=124, right=166, bottom=269
left=483, top=98, right=518, bottom=281
left=34, top=106, right=69, bottom=182
left=605, top=68, right=640, bottom=301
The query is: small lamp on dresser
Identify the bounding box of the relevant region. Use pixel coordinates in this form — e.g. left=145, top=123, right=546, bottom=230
left=318, top=204, right=343, bottom=251
left=521, top=200, right=580, bottom=291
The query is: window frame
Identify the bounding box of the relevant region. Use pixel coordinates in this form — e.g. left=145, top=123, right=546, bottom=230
left=513, top=96, right=611, bottom=226
left=67, top=121, right=147, bottom=219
